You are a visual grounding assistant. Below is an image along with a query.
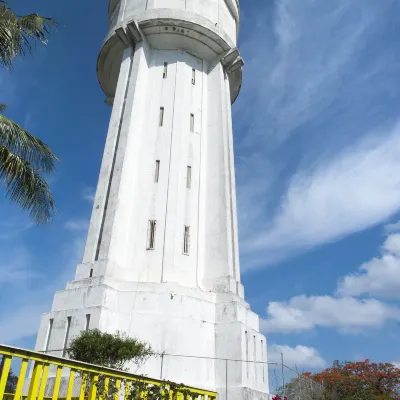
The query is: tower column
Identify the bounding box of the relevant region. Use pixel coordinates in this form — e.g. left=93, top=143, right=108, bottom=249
left=35, top=2, right=270, bottom=399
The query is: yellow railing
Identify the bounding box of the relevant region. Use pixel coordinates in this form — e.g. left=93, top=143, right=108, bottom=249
left=0, top=344, right=217, bottom=400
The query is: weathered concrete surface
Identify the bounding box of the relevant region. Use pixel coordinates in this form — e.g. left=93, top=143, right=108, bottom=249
left=35, top=1, right=269, bottom=399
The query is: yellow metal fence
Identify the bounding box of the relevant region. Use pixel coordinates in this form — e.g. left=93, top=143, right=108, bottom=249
left=0, top=344, right=217, bottom=400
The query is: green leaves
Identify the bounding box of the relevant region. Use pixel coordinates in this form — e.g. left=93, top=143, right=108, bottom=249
left=0, top=113, right=57, bottom=173
left=0, top=144, right=55, bottom=224
left=0, top=110, right=57, bottom=224
left=0, top=1, right=57, bottom=68
left=68, top=329, right=154, bottom=371
left=0, top=2, right=58, bottom=223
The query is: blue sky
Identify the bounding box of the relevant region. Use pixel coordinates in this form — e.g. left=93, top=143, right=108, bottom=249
left=2, top=0, right=400, bottom=385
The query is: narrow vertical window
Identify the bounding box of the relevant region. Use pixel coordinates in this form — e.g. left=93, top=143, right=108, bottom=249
left=245, top=331, right=249, bottom=379
left=62, top=316, right=72, bottom=357
left=155, top=160, right=160, bottom=183
left=159, top=107, right=164, bottom=127
left=85, top=314, right=91, bottom=331
left=89, top=269, right=93, bottom=278
left=191, top=68, right=196, bottom=85
left=253, top=335, right=257, bottom=380
left=186, top=166, right=192, bottom=189
left=163, top=62, right=168, bottom=79
left=147, top=220, right=157, bottom=250
left=44, top=318, right=54, bottom=352
left=190, top=113, right=194, bottom=132
left=261, top=339, right=265, bottom=382
left=183, top=226, right=190, bottom=255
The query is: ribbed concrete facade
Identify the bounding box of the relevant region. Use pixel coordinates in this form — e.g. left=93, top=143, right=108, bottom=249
left=35, top=1, right=270, bottom=398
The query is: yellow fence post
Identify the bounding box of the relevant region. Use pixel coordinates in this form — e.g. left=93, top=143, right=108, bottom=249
left=124, top=380, right=131, bottom=400
left=79, top=373, right=88, bottom=400
left=27, top=361, right=43, bottom=400
left=103, top=376, right=110, bottom=400
left=114, top=378, right=121, bottom=400
left=13, top=358, right=29, bottom=400
left=88, top=374, right=98, bottom=400
left=66, top=369, right=76, bottom=400
left=51, top=365, right=63, bottom=400
left=0, top=355, right=12, bottom=398
left=37, top=363, right=50, bottom=400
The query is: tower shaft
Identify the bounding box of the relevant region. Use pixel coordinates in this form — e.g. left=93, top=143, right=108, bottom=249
left=35, top=1, right=270, bottom=398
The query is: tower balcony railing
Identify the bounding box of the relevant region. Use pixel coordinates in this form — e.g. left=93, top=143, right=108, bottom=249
left=0, top=344, right=217, bottom=400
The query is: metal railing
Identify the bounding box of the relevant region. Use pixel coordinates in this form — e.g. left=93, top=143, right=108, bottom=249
left=0, top=344, right=217, bottom=400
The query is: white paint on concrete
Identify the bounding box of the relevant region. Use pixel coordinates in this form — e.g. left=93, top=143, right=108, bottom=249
left=35, top=1, right=269, bottom=399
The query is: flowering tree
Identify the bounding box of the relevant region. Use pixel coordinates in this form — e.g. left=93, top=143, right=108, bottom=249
left=305, top=360, right=400, bottom=400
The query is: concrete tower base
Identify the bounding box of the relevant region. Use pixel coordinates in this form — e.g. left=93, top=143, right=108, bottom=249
left=36, top=276, right=269, bottom=399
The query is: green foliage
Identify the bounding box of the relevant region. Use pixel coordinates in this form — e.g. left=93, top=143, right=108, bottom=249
left=0, top=1, right=57, bottom=223
left=94, top=376, right=197, bottom=400
left=282, top=360, right=400, bottom=400
left=69, top=330, right=196, bottom=400
left=68, top=329, right=154, bottom=371
left=0, top=0, right=57, bottom=68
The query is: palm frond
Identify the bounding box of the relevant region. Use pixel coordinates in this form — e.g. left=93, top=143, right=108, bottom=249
left=0, top=103, right=6, bottom=112
left=18, top=13, right=57, bottom=45
left=0, top=145, right=55, bottom=224
left=0, top=3, right=57, bottom=68
left=0, top=113, right=57, bottom=173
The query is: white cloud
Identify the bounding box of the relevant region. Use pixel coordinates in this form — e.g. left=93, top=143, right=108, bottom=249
left=236, top=0, right=375, bottom=146
left=384, top=221, right=400, bottom=234
left=337, top=233, right=400, bottom=298
left=81, top=186, right=95, bottom=203
left=234, top=0, right=400, bottom=270
left=241, top=122, right=400, bottom=268
left=64, top=219, right=89, bottom=231
left=0, top=247, right=37, bottom=284
left=261, top=295, right=400, bottom=334
left=269, top=344, right=326, bottom=369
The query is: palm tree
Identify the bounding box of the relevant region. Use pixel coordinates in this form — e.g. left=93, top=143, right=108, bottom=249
left=0, top=0, right=58, bottom=224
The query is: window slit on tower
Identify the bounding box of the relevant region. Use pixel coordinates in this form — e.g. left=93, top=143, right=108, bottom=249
left=261, top=339, right=265, bottom=382
left=44, top=318, right=53, bottom=352
left=62, top=316, right=71, bottom=357
left=186, top=166, right=192, bottom=189
left=159, top=107, right=164, bottom=127
left=245, top=331, right=249, bottom=379
left=147, top=220, right=157, bottom=250
left=190, top=113, right=194, bottom=132
left=163, top=62, right=168, bottom=79
left=155, top=160, right=160, bottom=183
left=85, top=314, right=91, bottom=331
left=183, top=226, right=190, bottom=255
left=192, top=68, right=196, bottom=85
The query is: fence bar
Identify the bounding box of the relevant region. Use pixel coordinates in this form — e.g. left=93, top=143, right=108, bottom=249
left=114, top=378, right=121, bottom=400
left=0, top=355, right=12, bottom=398
left=104, top=375, right=110, bottom=398
left=88, top=374, right=98, bottom=400
left=14, top=358, right=29, bottom=400
left=27, top=361, right=43, bottom=400
left=79, top=373, right=88, bottom=400
left=38, top=363, right=50, bottom=400
left=51, top=365, right=63, bottom=400
left=66, top=369, right=76, bottom=400
left=124, top=380, right=131, bottom=400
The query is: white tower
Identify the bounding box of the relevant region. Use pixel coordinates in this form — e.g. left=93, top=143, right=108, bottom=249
left=35, top=1, right=270, bottom=398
